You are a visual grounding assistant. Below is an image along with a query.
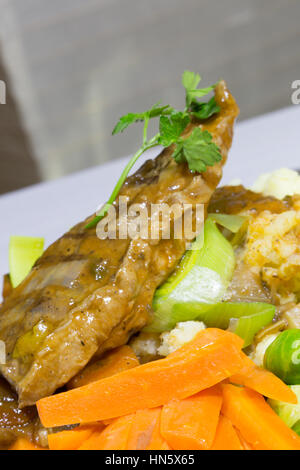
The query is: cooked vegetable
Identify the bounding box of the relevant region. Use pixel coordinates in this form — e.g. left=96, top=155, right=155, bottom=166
left=37, top=329, right=244, bottom=427
left=79, top=415, right=134, bottom=450
left=9, top=438, right=45, bottom=451
left=160, top=386, right=222, bottom=450
left=222, top=384, right=300, bottom=450
left=67, top=345, right=139, bottom=389
left=86, top=71, right=221, bottom=229
left=9, top=235, right=44, bottom=288
left=229, top=307, right=275, bottom=347
left=126, top=407, right=161, bottom=450
left=292, top=420, right=300, bottom=436
left=171, top=302, right=275, bottom=347
left=231, top=353, right=297, bottom=404
left=145, top=408, right=171, bottom=450
left=264, top=329, right=300, bottom=385
left=208, top=213, right=247, bottom=233
left=268, top=385, right=300, bottom=428
left=48, top=425, right=96, bottom=451
left=235, top=429, right=253, bottom=450
left=33, top=326, right=300, bottom=450
left=210, top=415, right=243, bottom=450
left=146, top=218, right=235, bottom=332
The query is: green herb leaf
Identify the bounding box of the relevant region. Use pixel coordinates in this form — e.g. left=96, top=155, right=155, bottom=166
left=86, top=71, right=221, bottom=230
left=112, top=103, right=172, bottom=135
left=190, top=97, right=221, bottom=120
left=158, top=111, right=190, bottom=147
left=182, top=70, right=202, bottom=92
left=172, top=128, right=222, bottom=173
left=182, top=71, right=215, bottom=108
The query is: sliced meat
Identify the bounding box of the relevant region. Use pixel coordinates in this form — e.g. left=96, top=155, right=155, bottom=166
left=2, top=274, right=12, bottom=300
left=0, top=81, right=239, bottom=406
left=209, top=185, right=293, bottom=215
left=0, top=377, right=38, bottom=449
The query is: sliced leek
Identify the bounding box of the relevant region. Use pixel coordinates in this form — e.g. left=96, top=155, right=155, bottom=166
left=9, top=235, right=44, bottom=288
left=208, top=213, right=247, bottom=233
left=171, top=302, right=275, bottom=347
left=145, top=218, right=235, bottom=332
left=269, top=385, right=300, bottom=428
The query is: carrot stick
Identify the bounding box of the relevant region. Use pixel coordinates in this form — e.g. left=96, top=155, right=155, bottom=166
left=48, top=425, right=98, bottom=450
left=230, top=352, right=297, bottom=404
left=77, top=429, right=105, bottom=451
left=78, top=415, right=134, bottom=450
left=126, top=408, right=161, bottom=450
left=222, top=384, right=300, bottom=450
left=68, top=345, right=139, bottom=389
left=37, top=329, right=244, bottom=428
left=235, top=428, right=254, bottom=450
left=146, top=408, right=171, bottom=450
left=210, top=415, right=243, bottom=450
left=9, top=438, right=46, bottom=450
left=160, top=386, right=222, bottom=450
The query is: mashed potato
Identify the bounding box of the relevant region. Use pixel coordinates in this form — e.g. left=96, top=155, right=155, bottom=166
left=252, top=168, right=300, bottom=200
left=158, top=321, right=206, bottom=356
left=130, top=332, right=161, bottom=363
left=130, top=321, right=206, bottom=360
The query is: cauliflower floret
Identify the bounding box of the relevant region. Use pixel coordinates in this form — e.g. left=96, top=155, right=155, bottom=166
left=250, top=334, right=279, bottom=367
left=129, top=332, right=161, bottom=364
left=158, top=321, right=206, bottom=356
left=252, top=168, right=300, bottom=200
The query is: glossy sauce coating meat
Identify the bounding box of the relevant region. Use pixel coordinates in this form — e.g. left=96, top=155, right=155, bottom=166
left=0, top=82, right=239, bottom=406
left=0, top=378, right=38, bottom=449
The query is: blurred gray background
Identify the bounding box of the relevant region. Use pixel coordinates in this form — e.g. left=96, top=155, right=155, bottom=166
left=0, top=0, right=299, bottom=194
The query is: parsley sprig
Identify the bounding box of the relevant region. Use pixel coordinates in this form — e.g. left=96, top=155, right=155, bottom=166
left=86, top=71, right=221, bottom=229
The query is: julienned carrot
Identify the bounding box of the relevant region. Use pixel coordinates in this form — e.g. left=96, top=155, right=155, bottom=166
left=126, top=408, right=161, bottom=450
left=230, top=352, right=297, bottom=404
left=78, top=415, right=134, bottom=450
left=210, top=415, right=243, bottom=450
left=37, top=329, right=244, bottom=428
left=68, top=345, right=139, bottom=389
left=222, top=384, right=300, bottom=450
left=235, top=428, right=254, bottom=450
left=146, top=408, right=171, bottom=450
left=160, top=386, right=222, bottom=450
left=9, top=438, right=46, bottom=450
left=77, top=429, right=106, bottom=451
left=48, top=425, right=98, bottom=450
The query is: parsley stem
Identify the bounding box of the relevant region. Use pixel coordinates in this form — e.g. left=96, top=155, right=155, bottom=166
left=85, top=135, right=159, bottom=229
left=143, top=115, right=149, bottom=145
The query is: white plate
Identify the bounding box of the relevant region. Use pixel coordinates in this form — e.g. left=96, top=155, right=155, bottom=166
left=0, top=105, right=299, bottom=281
